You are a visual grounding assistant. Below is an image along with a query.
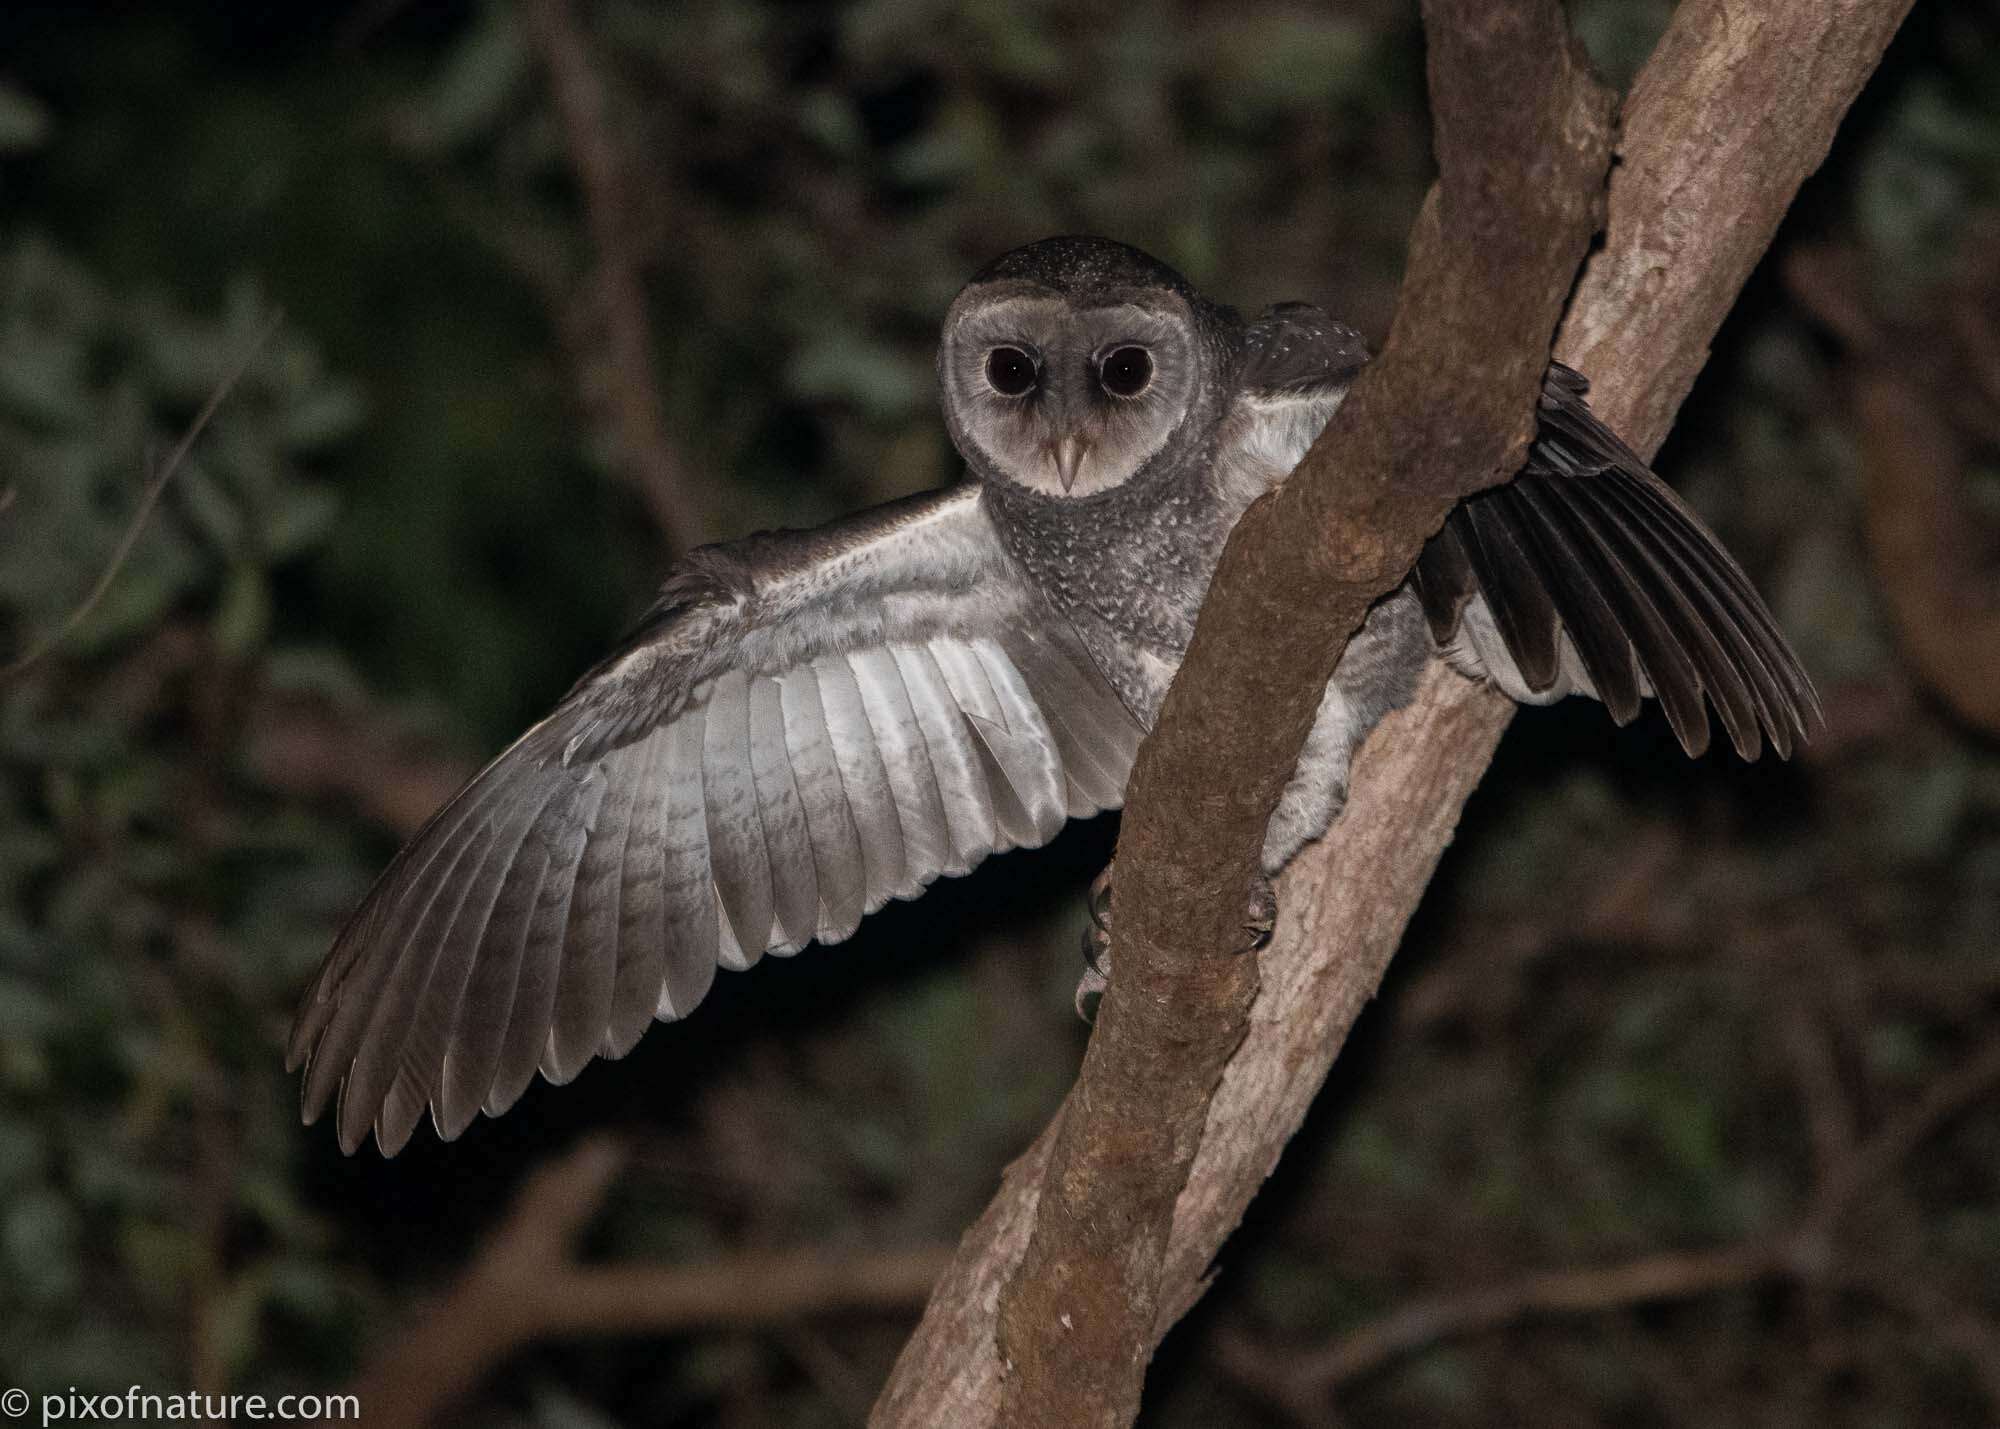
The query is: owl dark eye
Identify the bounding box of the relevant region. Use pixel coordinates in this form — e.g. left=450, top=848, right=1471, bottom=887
left=984, top=346, right=1038, bottom=397
left=1098, top=345, right=1154, bottom=398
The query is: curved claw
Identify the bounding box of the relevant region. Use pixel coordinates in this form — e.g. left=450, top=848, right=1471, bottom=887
left=1245, top=873, right=1277, bottom=952
left=1074, top=961, right=1108, bottom=1023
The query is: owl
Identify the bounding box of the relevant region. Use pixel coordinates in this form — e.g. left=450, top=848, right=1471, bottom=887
left=290, top=237, right=1817, bottom=1154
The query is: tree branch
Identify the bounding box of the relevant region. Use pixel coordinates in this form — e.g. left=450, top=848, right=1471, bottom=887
left=523, top=0, right=706, bottom=553
left=874, top=1, right=1914, bottom=1425
left=343, top=1137, right=950, bottom=1428
left=1783, top=239, right=2000, bottom=735
left=984, top=4, right=1615, bottom=1421
left=1214, top=1025, right=2000, bottom=1415
left=2, top=310, right=281, bottom=680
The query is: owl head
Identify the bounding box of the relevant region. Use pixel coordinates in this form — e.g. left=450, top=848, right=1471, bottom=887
left=938, top=237, right=1239, bottom=500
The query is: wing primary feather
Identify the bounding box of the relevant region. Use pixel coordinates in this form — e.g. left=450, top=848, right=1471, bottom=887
left=378, top=778, right=562, bottom=1152
left=1494, top=489, right=1650, bottom=723
left=655, top=707, right=720, bottom=1022
left=971, top=640, right=1068, bottom=844
left=814, top=653, right=908, bottom=909
left=701, top=668, right=775, bottom=968
left=307, top=756, right=528, bottom=1143
left=748, top=674, right=818, bottom=951
left=933, top=638, right=1039, bottom=849
left=294, top=746, right=523, bottom=1107
left=1457, top=498, right=1575, bottom=700
left=599, top=727, right=670, bottom=1060
left=1003, top=628, right=1141, bottom=814
left=433, top=829, right=555, bottom=1141
left=1603, top=470, right=1820, bottom=747
left=603, top=718, right=683, bottom=1056
left=1589, top=473, right=1797, bottom=753
left=1536, top=365, right=1818, bottom=749
left=545, top=739, right=643, bottom=1083
left=893, top=644, right=995, bottom=871
left=1411, top=519, right=1481, bottom=648
left=334, top=805, right=503, bottom=1154
left=1529, top=473, right=1760, bottom=757
left=780, top=668, right=867, bottom=941
left=477, top=770, right=603, bottom=1125
left=849, top=646, right=953, bottom=890
left=1509, top=476, right=1717, bottom=754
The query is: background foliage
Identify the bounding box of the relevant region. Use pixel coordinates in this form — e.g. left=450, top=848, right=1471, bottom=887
left=3, top=2, right=1999, bottom=1424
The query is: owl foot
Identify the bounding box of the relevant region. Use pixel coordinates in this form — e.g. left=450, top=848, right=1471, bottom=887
left=1076, top=866, right=1114, bottom=1021
left=1074, top=865, right=1275, bottom=1023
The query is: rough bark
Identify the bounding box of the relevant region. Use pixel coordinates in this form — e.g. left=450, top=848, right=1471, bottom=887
left=985, top=4, right=1615, bottom=1423
left=873, top=2, right=1914, bottom=1426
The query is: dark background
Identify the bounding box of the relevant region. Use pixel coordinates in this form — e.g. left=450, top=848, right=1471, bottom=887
left=3, top=2, right=1998, bottom=1424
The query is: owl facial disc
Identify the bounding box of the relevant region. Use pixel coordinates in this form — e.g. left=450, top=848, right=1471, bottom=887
left=938, top=282, right=1202, bottom=499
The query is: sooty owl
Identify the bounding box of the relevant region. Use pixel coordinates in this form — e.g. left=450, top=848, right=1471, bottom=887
left=290, top=236, right=1818, bottom=1154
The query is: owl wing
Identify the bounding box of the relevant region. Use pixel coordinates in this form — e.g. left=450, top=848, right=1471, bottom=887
left=1233, top=304, right=1819, bottom=760
left=288, top=483, right=1144, bottom=1154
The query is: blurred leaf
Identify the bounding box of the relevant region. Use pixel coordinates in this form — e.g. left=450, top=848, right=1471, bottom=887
left=405, top=1, right=532, bottom=151
left=280, top=380, right=367, bottom=453
left=262, top=483, right=342, bottom=559
left=213, top=563, right=272, bottom=658
left=787, top=332, right=927, bottom=420
left=3, top=1186, right=81, bottom=1305
left=1206, top=15, right=1373, bottom=119
left=0, top=79, right=52, bottom=153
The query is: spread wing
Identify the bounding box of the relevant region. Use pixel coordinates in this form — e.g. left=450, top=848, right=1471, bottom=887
left=1232, top=304, right=1820, bottom=760
left=288, top=484, right=1144, bottom=1154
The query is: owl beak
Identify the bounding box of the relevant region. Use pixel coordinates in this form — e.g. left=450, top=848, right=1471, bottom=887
left=1046, top=434, right=1092, bottom=493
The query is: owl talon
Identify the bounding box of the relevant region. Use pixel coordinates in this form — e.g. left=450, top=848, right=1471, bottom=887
left=1083, top=866, right=1114, bottom=966
left=1075, top=865, right=1273, bottom=1021
left=1245, top=874, right=1277, bottom=952
left=1074, top=959, right=1108, bottom=1022
left=1077, top=864, right=1115, bottom=1021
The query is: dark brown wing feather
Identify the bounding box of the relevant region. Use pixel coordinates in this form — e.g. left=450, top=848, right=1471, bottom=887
left=1410, top=364, right=1820, bottom=759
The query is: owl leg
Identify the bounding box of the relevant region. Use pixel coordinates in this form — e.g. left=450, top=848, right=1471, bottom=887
left=1263, top=588, right=1428, bottom=872
left=1074, top=864, right=1276, bottom=1023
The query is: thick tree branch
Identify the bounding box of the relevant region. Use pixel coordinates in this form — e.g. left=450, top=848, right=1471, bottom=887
left=988, top=2, right=1614, bottom=1423
left=875, top=1, right=1913, bottom=1425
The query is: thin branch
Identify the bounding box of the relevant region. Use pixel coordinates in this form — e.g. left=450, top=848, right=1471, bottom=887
left=522, top=0, right=706, bottom=554
left=342, top=1136, right=949, bottom=1429
left=1217, top=1026, right=2000, bottom=1411
left=3, top=310, right=283, bottom=680
left=1222, top=1243, right=1783, bottom=1412
left=1799, top=1030, right=2000, bottom=1244
left=875, top=3, right=1916, bottom=1425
